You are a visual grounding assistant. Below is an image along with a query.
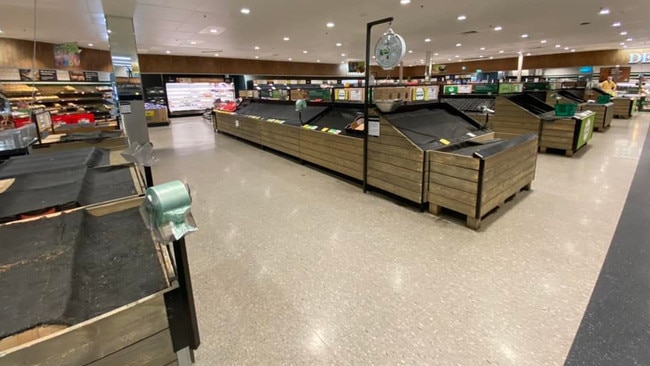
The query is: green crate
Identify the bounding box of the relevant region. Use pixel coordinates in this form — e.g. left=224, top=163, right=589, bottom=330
left=555, top=103, right=577, bottom=116
left=596, top=94, right=611, bottom=104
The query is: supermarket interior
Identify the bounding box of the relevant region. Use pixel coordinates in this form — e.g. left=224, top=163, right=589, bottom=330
left=0, top=0, right=649, bottom=365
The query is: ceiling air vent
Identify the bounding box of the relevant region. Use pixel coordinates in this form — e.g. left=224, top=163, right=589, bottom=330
left=460, top=30, right=479, bottom=35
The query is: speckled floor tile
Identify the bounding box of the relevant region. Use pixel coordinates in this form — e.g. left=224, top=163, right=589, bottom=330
left=148, top=114, right=649, bottom=365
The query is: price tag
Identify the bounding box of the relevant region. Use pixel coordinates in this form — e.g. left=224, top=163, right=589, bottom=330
left=440, top=138, right=450, bottom=145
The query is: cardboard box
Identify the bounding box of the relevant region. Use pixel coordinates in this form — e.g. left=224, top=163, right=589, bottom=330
left=145, top=107, right=169, bottom=124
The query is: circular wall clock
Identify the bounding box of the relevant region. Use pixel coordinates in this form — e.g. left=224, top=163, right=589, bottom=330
left=374, top=29, right=406, bottom=70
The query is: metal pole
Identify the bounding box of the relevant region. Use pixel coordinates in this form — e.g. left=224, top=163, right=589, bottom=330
left=364, top=17, right=393, bottom=193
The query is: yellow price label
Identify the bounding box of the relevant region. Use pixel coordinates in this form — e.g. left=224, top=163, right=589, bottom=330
left=145, top=111, right=155, bottom=117
left=440, top=138, right=450, bottom=145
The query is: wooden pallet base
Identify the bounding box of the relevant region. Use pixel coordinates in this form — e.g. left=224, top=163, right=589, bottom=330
left=429, top=183, right=532, bottom=230
left=539, top=146, right=577, bottom=157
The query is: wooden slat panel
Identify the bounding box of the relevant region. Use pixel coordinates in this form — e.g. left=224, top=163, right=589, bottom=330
left=367, top=170, right=422, bottom=197
left=368, top=176, right=422, bottom=203
left=301, top=154, right=363, bottom=180
left=0, top=293, right=169, bottom=366
left=429, top=182, right=477, bottom=207
left=88, top=330, right=176, bottom=366
left=484, top=149, right=537, bottom=182
left=301, top=149, right=363, bottom=172
left=429, top=171, right=478, bottom=194
left=301, top=144, right=362, bottom=164
left=429, top=151, right=480, bottom=170
left=481, top=170, right=536, bottom=215
left=368, top=142, right=423, bottom=161
left=428, top=193, right=476, bottom=217
left=368, top=159, right=423, bottom=183
left=367, top=150, right=423, bottom=171
left=429, top=163, right=479, bottom=182
left=483, top=139, right=537, bottom=171
left=482, top=164, right=536, bottom=204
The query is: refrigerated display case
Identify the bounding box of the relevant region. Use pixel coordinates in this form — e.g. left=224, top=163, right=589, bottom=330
left=165, top=82, right=235, bottom=116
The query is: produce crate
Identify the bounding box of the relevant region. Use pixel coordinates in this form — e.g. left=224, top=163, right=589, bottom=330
left=597, top=94, right=611, bottom=104
left=554, top=103, right=577, bottom=116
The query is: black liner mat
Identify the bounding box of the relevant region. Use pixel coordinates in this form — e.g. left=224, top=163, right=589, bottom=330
left=441, top=98, right=495, bottom=112
left=437, top=133, right=537, bottom=157
left=0, top=147, right=110, bottom=179
left=384, top=107, right=490, bottom=150
left=557, top=90, right=586, bottom=103
left=236, top=101, right=327, bottom=126
left=0, top=165, right=138, bottom=221
left=0, top=207, right=168, bottom=339
left=59, top=130, right=123, bottom=142
left=309, top=108, right=364, bottom=136
left=507, top=94, right=554, bottom=116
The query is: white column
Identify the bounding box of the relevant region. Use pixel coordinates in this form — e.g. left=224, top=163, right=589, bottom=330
left=516, top=53, right=524, bottom=82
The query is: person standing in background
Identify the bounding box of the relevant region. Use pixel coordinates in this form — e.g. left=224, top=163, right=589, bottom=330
left=601, top=76, right=617, bottom=95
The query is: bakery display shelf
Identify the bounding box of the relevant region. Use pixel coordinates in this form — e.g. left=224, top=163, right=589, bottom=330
left=0, top=198, right=179, bottom=365
left=586, top=87, right=637, bottom=119
left=488, top=94, right=595, bottom=156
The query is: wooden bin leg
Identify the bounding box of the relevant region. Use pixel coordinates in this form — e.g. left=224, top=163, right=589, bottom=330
left=429, top=204, right=442, bottom=216
left=466, top=216, right=481, bottom=230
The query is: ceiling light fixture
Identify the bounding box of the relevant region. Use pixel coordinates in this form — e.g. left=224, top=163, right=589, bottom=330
left=0, top=30, right=3, bottom=33
left=623, top=45, right=628, bottom=48
left=240, top=8, right=250, bottom=14
left=541, top=39, right=547, bottom=44
left=408, top=50, right=413, bottom=53
left=434, top=53, right=438, bottom=56
left=480, top=47, right=486, bottom=50
left=336, top=42, right=342, bottom=47
left=526, top=52, right=531, bottom=56
left=564, top=47, right=569, bottom=50
left=620, top=31, right=628, bottom=35
left=619, top=42, right=625, bottom=46
left=521, top=34, right=528, bottom=38
left=317, top=60, right=321, bottom=62
left=190, top=41, right=197, bottom=45
left=283, top=37, right=290, bottom=41
left=571, top=49, right=576, bottom=52
left=210, top=29, right=218, bottom=33
left=288, top=58, right=292, bottom=61
left=499, top=50, right=504, bottom=53
left=456, top=43, right=462, bottom=47
left=254, top=56, right=259, bottom=59
left=254, top=46, right=260, bottom=50
left=489, top=56, right=493, bottom=59
left=165, top=50, right=171, bottom=54
left=555, top=44, right=561, bottom=48
left=457, top=15, right=466, bottom=21
left=341, top=61, right=345, bottom=64
left=88, top=43, right=93, bottom=47
left=626, top=38, right=633, bottom=41
left=214, top=53, right=219, bottom=56
left=341, top=53, right=346, bottom=57
left=479, top=55, right=484, bottom=58
left=494, top=26, right=502, bottom=31
left=303, top=50, right=308, bottom=54
left=455, top=55, right=460, bottom=58
left=400, top=0, right=411, bottom=4
left=107, top=29, right=112, bottom=34
left=326, top=22, right=335, bottom=28
left=424, top=38, right=431, bottom=42
left=599, top=8, right=610, bottom=15
left=612, top=22, right=621, bottom=27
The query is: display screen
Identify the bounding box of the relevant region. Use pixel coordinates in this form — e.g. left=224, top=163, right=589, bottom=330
left=579, top=66, right=593, bottom=73
left=165, top=82, right=235, bottom=113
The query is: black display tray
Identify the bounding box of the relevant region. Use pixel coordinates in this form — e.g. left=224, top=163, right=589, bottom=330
left=441, top=96, right=495, bottom=112
left=236, top=99, right=328, bottom=126
left=381, top=103, right=492, bottom=150
left=308, top=105, right=364, bottom=137
left=0, top=207, right=168, bottom=339
left=0, top=147, right=110, bottom=178
left=506, top=93, right=554, bottom=116
left=557, top=89, right=586, bottom=103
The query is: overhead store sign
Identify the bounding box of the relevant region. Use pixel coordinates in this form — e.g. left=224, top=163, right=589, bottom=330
left=628, top=53, right=650, bottom=64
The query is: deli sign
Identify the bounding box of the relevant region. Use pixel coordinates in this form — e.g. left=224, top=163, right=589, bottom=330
left=629, top=53, right=650, bottom=64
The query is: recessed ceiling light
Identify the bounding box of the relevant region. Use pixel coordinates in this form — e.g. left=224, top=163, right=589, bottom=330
left=620, top=31, right=628, bottom=35
left=400, top=0, right=411, bottom=4
left=107, top=29, right=112, bottom=34
left=455, top=55, right=460, bottom=58
left=540, top=39, right=547, bottom=44
left=456, top=43, right=462, bottom=47
left=303, top=50, right=308, bottom=54
left=479, top=55, right=484, bottom=58
left=425, top=38, right=431, bottom=42
left=240, top=8, right=250, bottom=14
left=623, top=45, right=628, bottom=48
left=0, top=30, right=3, bottom=33
left=341, top=53, right=346, bottom=57
left=564, top=47, right=569, bottom=50
left=434, top=53, right=438, bottom=56
left=599, top=8, right=610, bottom=15
left=210, top=29, right=218, bottom=33
left=521, top=34, right=528, bottom=38
left=254, top=46, right=260, bottom=50
left=620, top=42, right=625, bottom=46
left=88, top=43, right=93, bottom=47
left=555, top=44, right=561, bottom=48
left=254, top=56, right=259, bottom=59
left=408, top=50, right=413, bottom=53
left=494, top=26, right=502, bottom=31
left=447, top=58, right=451, bottom=61
left=341, top=61, right=345, bottom=64
left=489, top=56, right=493, bottom=59
left=214, top=53, right=219, bottom=56
left=457, top=15, right=466, bottom=21
left=626, top=38, right=633, bottom=42
left=283, top=37, right=290, bottom=41
left=326, top=22, right=335, bottom=28
left=165, top=50, right=171, bottom=54
left=336, top=43, right=342, bottom=47
left=190, top=41, right=197, bottom=45
left=517, top=51, right=523, bottom=54
left=612, top=22, right=621, bottom=27
left=317, top=60, right=321, bottom=62
left=480, top=47, right=486, bottom=50
left=526, top=52, right=531, bottom=56
left=459, top=59, right=463, bottom=62
left=571, top=49, right=576, bottom=52
left=288, top=58, right=292, bottom=61
left=499, top=50, right=504, bottom=53
left=372, top=55, right=376, bottom=59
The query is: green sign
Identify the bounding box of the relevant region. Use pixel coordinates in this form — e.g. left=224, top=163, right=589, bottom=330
left=473, top=84, right=498, bottom=95
left=576, top=112, right=595, bottom=149
left=498, top=83, right=523, bottom=94
left=444, top=85, right=459, bottom=94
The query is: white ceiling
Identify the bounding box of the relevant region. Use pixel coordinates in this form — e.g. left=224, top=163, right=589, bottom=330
left=0, top=0, right=648, bottom=67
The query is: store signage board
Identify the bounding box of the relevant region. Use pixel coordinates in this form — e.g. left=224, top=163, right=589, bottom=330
left=119, top=102, right=132, bottom=114
left=349, top=89, right=363, bottom=102
left=0, top=69, right=20, bottom=81
left=56, top=70, right=70, bottom=81
left=427, top=86, right=439, bottom=101
left=19, top=69, right=38, bottom=81
left=413, top=87, right=426, bottom=101
left=458, top=85, right=473, bottom=94
left=38, top=69, right=58, bottom=81
left=368, top=116, right=380, bottom=137
left=628, top=53, right=650, bottom=64
left=337, top=89, right=348, bottom=101
left=83, top=71, right=99, bottom=82
left=444, top=85, right=459, bottom=95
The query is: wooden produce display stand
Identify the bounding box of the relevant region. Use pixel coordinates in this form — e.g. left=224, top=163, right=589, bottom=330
left=489, top=94, right=595, bottom=156
left=546, top=89, right=613, bottom=131
left=0, top=198, right=181, bottom=366
left=585, top=88, right=636, bottom=119
left=428, top=133, right=538, bottom=229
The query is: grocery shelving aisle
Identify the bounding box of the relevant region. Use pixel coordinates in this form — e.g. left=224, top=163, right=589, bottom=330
left=149, top=114, right=649, bottom=365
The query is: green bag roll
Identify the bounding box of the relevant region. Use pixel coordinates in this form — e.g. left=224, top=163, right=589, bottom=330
left=141, top=180, right=198, bottom=242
